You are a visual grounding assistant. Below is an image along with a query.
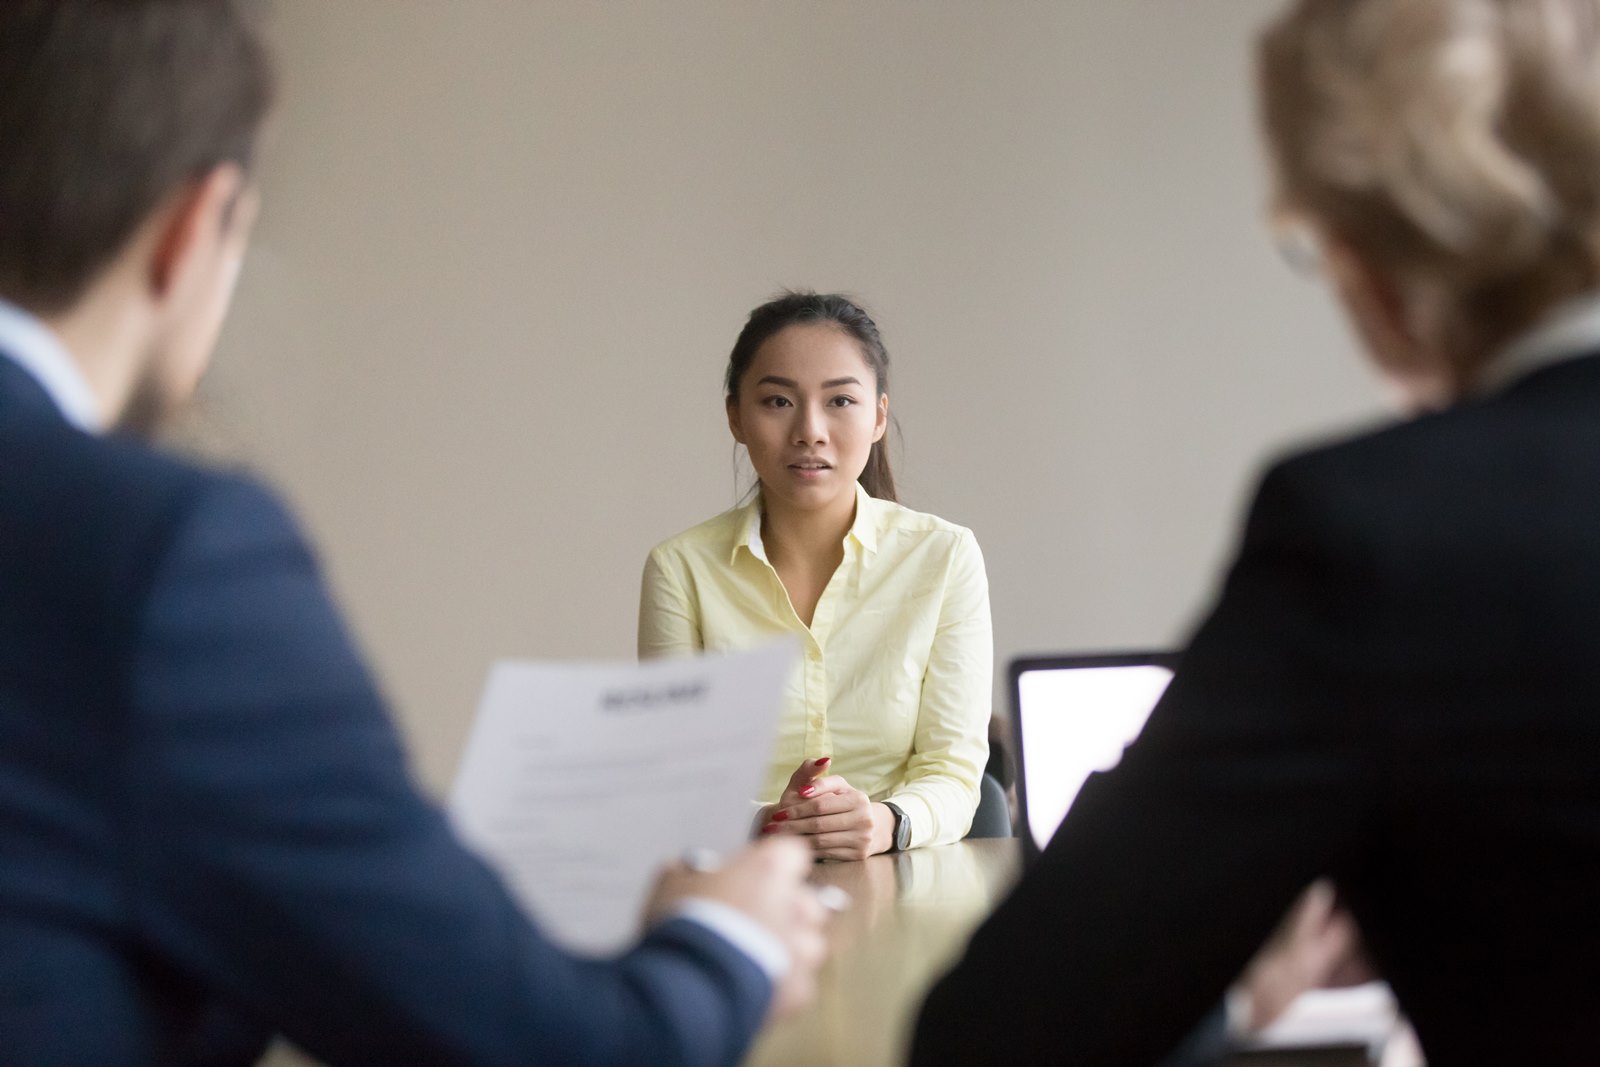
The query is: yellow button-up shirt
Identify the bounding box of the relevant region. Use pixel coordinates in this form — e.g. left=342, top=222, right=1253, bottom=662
left=638, top=484, right=992, bottom=847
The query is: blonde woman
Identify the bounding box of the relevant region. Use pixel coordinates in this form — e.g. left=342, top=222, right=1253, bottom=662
left=917, top=1, right=1600, bottom=1062
left=640, top=292, right=992, bottom=861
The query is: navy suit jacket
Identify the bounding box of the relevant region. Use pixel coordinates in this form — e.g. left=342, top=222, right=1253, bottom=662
left=0, top=355, right=770, bottom=1066
left=914, top=352, right=1600, bottom=1065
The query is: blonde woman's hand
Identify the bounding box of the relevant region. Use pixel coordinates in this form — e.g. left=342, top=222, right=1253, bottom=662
left=1234, top=880, right=1373, bottom=1033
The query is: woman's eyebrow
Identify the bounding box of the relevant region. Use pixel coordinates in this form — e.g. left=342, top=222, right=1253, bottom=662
left=754, top=375, right=862, bottom=388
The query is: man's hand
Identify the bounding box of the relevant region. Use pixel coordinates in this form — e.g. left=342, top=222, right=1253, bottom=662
left=646, top=837, right=830, bottom=1019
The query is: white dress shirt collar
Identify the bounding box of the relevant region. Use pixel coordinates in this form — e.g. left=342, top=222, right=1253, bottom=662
left=1474, top=289, right=1600, bottom=397
left=0, top=297, right=101, bottom=432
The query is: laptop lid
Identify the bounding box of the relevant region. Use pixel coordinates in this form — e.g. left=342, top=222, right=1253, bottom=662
left=1009, top=651, right=1179, bottom=861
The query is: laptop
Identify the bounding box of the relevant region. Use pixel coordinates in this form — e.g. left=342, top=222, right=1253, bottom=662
left=1009, top=650, right=1179, bottom=861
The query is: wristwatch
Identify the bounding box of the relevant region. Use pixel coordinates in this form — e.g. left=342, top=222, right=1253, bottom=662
left=883, top=801, right=911, bottom=852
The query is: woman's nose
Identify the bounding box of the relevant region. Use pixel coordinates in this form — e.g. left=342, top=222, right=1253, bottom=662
left=792, top=403, right=826, bottom=445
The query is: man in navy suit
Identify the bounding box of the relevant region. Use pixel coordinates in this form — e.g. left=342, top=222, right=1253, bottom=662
left=0, top=3, right=826, bottom=1064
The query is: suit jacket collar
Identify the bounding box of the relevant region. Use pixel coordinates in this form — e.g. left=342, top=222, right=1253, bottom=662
left=0, top=352, right=73, bottom=428
left=0, top=298, right=99, bottom=431
left=1476, top=290, right=1600, bottom=397
left=1495, top=346, right=1600, bottom=402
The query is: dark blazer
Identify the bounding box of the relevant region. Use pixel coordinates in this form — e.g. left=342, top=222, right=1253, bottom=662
left=913, top=352, right=1600, bottom=1066
left=0, top=354, right=770, bottom=1066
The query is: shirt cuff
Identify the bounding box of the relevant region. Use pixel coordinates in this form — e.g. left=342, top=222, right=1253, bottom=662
left=669, top=898, right=791, bottom=982
left=1223, top=983, right=1252, bottom=1037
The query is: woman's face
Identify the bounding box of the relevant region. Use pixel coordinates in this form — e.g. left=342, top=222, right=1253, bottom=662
left=727, top=323, right=888, bottom=516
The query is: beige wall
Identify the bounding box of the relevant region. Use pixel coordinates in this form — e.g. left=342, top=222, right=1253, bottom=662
left=208, top=0, right=1378, bottom=798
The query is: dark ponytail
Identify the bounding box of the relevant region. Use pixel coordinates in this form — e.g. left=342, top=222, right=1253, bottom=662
left=857, top=433, right=896, bottom=503
left=725, top=291, right=899, bottom=502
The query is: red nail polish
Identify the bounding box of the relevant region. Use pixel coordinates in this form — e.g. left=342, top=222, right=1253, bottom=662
left=799, top=786, right=816, bottom=798
left=771, top=810, right=789, bottom=822
left=816, top=757, right=831, bottom=767
left=760, top=824, right=779, bottom=834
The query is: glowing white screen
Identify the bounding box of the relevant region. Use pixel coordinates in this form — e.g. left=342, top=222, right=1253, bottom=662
left=1018, top=664, right=1174, bottom=849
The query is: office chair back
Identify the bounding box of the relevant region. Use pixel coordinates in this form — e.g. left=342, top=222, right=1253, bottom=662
left=965, top=772, right=1012, bottom=838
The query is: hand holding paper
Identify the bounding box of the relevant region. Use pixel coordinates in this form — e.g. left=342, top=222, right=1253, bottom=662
left=449, top=638, right=800, bottom=955
left=648, top=836, right=831, bottom=1019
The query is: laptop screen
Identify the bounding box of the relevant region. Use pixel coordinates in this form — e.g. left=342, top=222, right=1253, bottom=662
left=1010, top=653, right=1177, bottom=857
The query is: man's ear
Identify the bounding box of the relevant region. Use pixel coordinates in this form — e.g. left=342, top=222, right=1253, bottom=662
left=147, top=163, right=247, bottom=301
left=873, top=392, right=888, bottom=444
left=726, top=395, right=746, bottom=445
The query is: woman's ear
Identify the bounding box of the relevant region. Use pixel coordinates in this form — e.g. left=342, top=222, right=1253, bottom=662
left=726, top=394, right=746, bottom=445
left=873, top=392, right=888, bottom=443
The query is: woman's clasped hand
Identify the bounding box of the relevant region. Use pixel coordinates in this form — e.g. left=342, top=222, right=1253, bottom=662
left=759, top=757, right=897, bottom=861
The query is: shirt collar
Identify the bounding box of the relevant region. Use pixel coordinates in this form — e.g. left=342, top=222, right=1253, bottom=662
left=729, top=482, right=881, bottom=564
left=0, top=298, right=102, bottom=432
left=732, top=496, right=766, bottom=564
left=1474, top=289, right=1600, bottom=397
left=847, top=482, right=880, bottom=555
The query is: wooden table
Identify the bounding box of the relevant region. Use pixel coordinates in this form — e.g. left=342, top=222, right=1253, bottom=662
left=262, top=835, right=1397, bottom=1067
left=746, top=838, right=1022, bottom=1067
left=259, top=842, right=1021, bottom=1067
left=257, top=844, right=1017, bottom=1067
left=743, top=838, right=1392, bottom=1067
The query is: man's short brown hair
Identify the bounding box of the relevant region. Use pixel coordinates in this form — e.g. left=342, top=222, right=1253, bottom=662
left=0, top=0, right=275, bottom=314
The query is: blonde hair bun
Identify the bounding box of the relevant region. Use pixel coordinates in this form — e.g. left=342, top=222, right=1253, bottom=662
left=1262, top=0, right=1600, bottom=356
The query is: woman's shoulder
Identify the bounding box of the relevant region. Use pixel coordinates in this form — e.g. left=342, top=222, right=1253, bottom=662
left=645, top=504, right=753, bottom=568
left=870, top=497, right=982, bottom=551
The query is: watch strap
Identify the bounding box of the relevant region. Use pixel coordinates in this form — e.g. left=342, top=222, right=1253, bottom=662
left=883, top=801, right=910, bottom=852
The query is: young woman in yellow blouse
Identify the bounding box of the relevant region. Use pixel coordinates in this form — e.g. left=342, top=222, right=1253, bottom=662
left=639, top=292, right=992, bottom=860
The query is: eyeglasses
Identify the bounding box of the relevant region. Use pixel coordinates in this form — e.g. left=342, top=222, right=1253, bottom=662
left=1270, top=213, right=1325, bottom=277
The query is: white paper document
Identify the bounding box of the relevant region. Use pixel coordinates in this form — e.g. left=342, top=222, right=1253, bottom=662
left=448, top=639, right=798, bottom=955
left=1243, top=981, right=1401, bottom=1055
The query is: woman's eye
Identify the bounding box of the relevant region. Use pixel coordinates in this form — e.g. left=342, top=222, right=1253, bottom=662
left=828, top=395, right=857, bottom=407
left=762, top=395, right=792, bottom=408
